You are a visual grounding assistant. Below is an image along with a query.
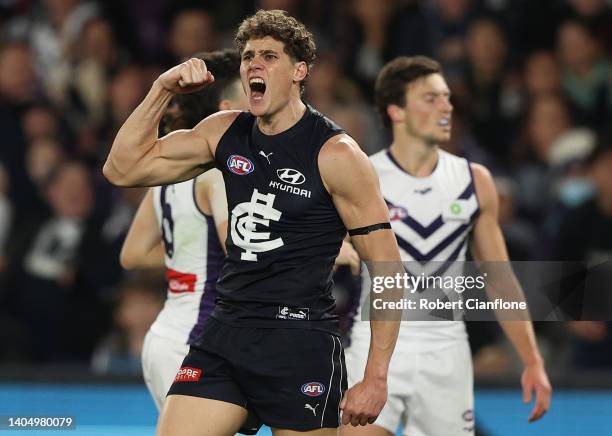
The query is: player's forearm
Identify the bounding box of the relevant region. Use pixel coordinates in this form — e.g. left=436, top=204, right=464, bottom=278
left=499, top=320, right=543, bottom=366
left=103, top=80, right=173, bottom=186
left=121, top=243, right=165, bottom=270
left=365, top=320, right=400, bottom=381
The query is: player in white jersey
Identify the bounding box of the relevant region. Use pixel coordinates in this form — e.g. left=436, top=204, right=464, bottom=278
left=120, top=50, right=249, bottom=410
left=343, top=56, right=552, bottom=436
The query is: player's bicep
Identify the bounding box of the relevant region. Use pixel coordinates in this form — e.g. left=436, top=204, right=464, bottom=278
left=141, top=111, right=238, bottom=186
left=470, top=163, right=509, bottom=262
left=319, top=136, right=398, bottom=262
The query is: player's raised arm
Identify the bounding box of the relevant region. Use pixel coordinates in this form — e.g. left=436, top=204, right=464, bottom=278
left=319, top=134, right=403, bottom=426
left=103, top=58, right=237, bottom=187
left=470, top=162, right=552, bottom=422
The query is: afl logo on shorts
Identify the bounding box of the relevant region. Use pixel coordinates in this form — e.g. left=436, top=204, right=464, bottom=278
left=228, top=155, right=254, bottom=175
left=301, top=382, right=325, bottom=397
left=388, top=206, right=408, bottom=221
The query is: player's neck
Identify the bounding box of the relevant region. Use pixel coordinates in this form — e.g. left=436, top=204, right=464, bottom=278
left=257, top=97, right=306, bottom=136
left=390, top=139, right=439, bottom=178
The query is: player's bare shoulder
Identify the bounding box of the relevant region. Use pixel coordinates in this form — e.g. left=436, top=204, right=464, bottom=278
left=470, top=162, right=497, bottom=210
left=318, top=133, right=377, bottom=195
left=193, top=110, right=243, bottom=157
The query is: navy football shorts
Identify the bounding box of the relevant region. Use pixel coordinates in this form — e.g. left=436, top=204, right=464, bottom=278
left=167, top=317, right=347, bottom=433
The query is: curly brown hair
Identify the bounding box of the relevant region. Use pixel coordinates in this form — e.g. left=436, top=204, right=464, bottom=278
left=235, top=9, right=316, bottom=93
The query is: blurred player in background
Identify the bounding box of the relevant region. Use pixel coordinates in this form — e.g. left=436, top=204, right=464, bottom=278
left=120, top=49, right=247, bottom=410
left=343, top=56, right=552, bottom=436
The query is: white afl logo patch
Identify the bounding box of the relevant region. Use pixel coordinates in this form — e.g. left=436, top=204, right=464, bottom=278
left=277, top=168, right=306, bottom=185
left=227, top=155, right=254, bottom=175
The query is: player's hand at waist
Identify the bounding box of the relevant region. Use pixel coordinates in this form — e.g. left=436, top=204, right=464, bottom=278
left=340, top=376, right=387, bottom=426
left=158, top=58, right=215, bottom=94
left=521, top=360, right=552, bottom=423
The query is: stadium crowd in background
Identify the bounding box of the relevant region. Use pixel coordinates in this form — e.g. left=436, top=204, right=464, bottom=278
left=0, top=0, right=611, bottom=375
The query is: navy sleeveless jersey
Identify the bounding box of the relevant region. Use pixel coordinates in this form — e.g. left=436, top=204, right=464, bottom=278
left=212, top=105, right=347, bottom=334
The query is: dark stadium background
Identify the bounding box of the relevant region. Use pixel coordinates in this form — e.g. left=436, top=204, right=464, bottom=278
left=1, top=0, right=612, bottom=434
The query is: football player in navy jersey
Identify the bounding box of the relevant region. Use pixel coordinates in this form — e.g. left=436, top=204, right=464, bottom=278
left=104, top=9, right=403, bottom=436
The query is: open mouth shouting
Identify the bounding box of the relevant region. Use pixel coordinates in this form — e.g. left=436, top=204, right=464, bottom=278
left=249, top=77, right=266, bottom=104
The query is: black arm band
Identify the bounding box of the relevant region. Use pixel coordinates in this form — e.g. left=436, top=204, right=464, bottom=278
left=347, top=222, right=391, bottom=236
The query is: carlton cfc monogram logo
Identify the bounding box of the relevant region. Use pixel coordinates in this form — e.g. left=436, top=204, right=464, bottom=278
left=227, top=155, right=254, bottom=175
left=231, top=189, right=284, bottom=261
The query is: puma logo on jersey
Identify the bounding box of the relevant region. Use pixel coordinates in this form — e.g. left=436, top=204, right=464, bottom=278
left=231, top=189, right=284, bottom=261
left=304, top=403, right=319, bottom=416
left=259, top=150, right=274, bottom=164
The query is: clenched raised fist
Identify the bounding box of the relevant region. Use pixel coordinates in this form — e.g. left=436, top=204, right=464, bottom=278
left=158, top=58, right=215, bottom=94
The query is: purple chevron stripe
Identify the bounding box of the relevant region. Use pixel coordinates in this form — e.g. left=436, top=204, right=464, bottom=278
left=396, top=223, right=470, bottom=264
left=458, top=181, right=475, bottom=199
left=394, top=205, right=480, bottom=264
left=385, top=198, right=445, bottom=238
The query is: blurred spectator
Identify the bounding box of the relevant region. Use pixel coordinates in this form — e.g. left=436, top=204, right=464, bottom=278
left=513, top=94, right=573, bottom=230
left=97, top=65, right=148, bottom=161
left=21, top=104, right=61, bottom=143
left=523, top=51, right=562, bottom=99
left=0, top=42, right=38, bottom=106
left=423, top=0, right=477, bottom=77
left=340, top=0, right=396, bottom=93
left=462, top=18, right=521, bottom=164
left=383, top=0, right=431, bottom=61
left=557, top=19, right=611, bottom=130
left=50, top=17, right=122, bottom=131
left=494, top=176, right=539, bottom=260
left=4, top=160, right=101, bottom=362
left=568, top=0, right=612, bottom=53
left=555, top=144, right=612, bottom=368
left=91, top=273, right=164, bottom=375
left=6, top=0, right=100, bottom=97
left=167, top=9, right=217, bottom=65
left=303, top=51, right=385, bottom=153
left=305, top=52, right=365, bottom=115
left=25, top=137, right=66, bottom=189
left=0, top=43, right=45, bottom=216
left=555, top=144, right=612, bottom=264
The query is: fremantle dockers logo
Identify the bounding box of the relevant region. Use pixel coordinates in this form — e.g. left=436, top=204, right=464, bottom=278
left=276, top=168, right=306, bottom=185
left=230, top=189, right=284, bottom=261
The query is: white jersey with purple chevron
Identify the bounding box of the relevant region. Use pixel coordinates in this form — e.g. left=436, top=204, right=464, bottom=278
left=352, top=149, right=480, bottom=352
left=150, top=176, right=224, bottom=345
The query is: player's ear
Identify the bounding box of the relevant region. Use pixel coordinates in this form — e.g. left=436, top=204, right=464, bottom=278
left=218, top=99, right=232, bottom=111
left=387, top=104, right=404, bottom=124
left=293, top=61, right=308, bottom=83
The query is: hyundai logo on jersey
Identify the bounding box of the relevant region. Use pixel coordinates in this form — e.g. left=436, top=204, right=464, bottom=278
left=301, top=382, right=326, bottom=397
left=277, top=168, right=306, bottom=185
left=227, top=155, right=254, bottom=175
